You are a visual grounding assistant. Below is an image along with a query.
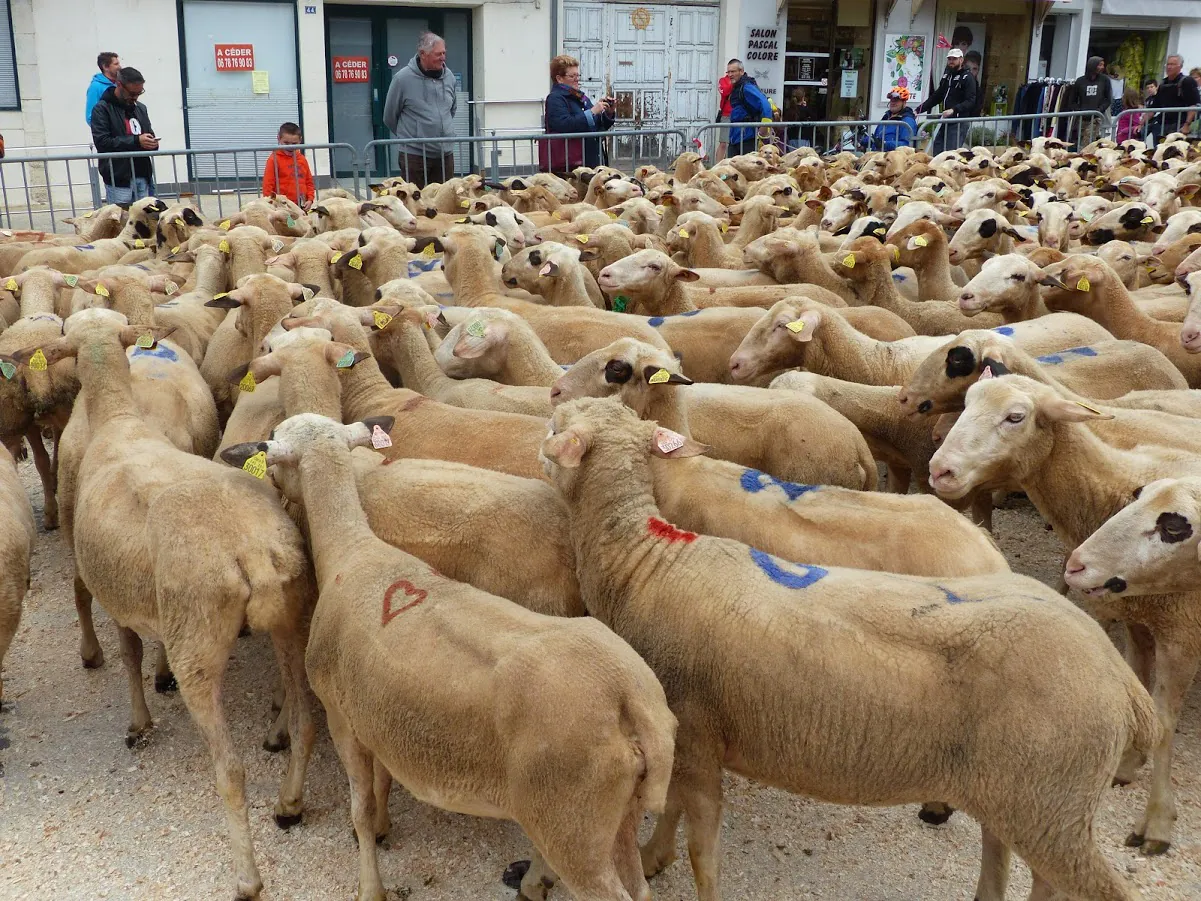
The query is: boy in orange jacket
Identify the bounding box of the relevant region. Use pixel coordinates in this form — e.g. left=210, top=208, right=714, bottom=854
left=262, top=122, right=314, bottom=210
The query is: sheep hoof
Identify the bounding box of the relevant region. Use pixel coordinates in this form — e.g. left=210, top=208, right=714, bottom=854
left=917, top=803, right=955, bottom=825
left=1112, top=775, right=1133, bottom=787
left=42, top=516, right=58, bottom=531
left=81, top=651, right=104, bottom=669
left=1140, top=839, right=1171, bottom=856
left=502, top=860, right=531, bottom=890
left=1125, top=831, right=1144, bottom=848
left=125, top=729, right=152, bottom=750
left=154, top=673, right=178, bottom=694
left=274, top=811, right=303, bottom=830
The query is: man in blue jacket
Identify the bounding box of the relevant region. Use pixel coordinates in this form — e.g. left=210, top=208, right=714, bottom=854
left=85, top=52, right=121, bottom=126
left=725, top=59, right=774, bottom=157
left=862, top=87, right=917, bottom=151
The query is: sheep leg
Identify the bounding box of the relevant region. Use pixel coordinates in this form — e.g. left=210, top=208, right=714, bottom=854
left=973, top=827, right=1011, bottom=901
left=174, top=660, right=263, bottom=900
left=613, top=805, right=652, bottom=901
left=676, top=758, right=725, bottom=901
left=263, top=690, right=290, bottom=753
left=73, top=574, right=104, bottom=668
left=639, top=791, right=683, bottom=877
left=25, top=427, right=57, bottom=530
left=1127, top=635, right=1201, bottom=855
left=0, top=584, right=21, bottom=706
left=326, top=705, right=386, bottom=901
left=116, top=626, right=153, bottom=748
left=1019, top=834, right=1140, bottom=901
left=153, top=644, right=177, bottom=693
left=517, top=850, right=558, bottom=901
left=969, top=491, right=994, bottom=533
left=1114, top=623, right=1153, bottom=785
left=372, top=759, right=392, bottom=840
left=270, top=625, right=313, bottom=829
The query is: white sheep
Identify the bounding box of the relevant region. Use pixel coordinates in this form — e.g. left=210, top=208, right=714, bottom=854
left=0, top=440, right=34, bottom=704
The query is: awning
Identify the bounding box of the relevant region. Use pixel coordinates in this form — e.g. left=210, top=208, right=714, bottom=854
left=1101, top=0, right=1200, bottom=15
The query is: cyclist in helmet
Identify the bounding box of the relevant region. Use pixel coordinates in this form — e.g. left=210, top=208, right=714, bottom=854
left=862, top=87, right=917, bottom=151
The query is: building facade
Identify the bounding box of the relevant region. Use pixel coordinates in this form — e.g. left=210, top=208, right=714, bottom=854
left=1, top=0, right=1201, bottom=167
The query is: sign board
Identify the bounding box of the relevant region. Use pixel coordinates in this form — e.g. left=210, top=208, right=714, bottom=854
left=214, top=44, right=255, bottom=71
left=840, top=69, right=858, bottom=99
left=743, top=22, right=785, bottom=102
left=333, top=56, right=370, bottom=83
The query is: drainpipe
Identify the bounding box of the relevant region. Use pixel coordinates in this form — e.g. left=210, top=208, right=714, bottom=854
left=550, top=0, right=558, bottom=60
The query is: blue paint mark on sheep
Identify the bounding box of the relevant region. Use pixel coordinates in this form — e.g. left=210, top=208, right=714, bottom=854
left=892, top=272, right=906, bottom=282
left=130, top=344, right=179, bottom=362
left=740, top=468, right=820, bottom=501
left=750, top=548, right=828, bottom=589
left=992, top=326, right=1015, bottom=336
left=1036, top=346, right=1099, bottom=366
left=74, top=244, right=94, bottom=251
left=407, top=259, right=442, bottom=278
left=647, top=310, right=702, bottom=328
left=939, top=586, right=971, bottom=604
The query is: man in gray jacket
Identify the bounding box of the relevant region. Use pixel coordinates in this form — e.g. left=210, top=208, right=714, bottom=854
left=382, top=32, right=457, bottom=187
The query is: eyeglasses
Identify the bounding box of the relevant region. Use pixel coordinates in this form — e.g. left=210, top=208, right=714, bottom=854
left=562, top=72, right=581, bottom=81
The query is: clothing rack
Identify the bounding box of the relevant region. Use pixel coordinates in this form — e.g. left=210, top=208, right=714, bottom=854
left=1012, top=79, right=1076, bottom=142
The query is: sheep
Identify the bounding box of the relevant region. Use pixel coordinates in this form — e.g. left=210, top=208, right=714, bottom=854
left=9, top=312, right=315, bottom=900
left=552, top=338, right=876, bottom=490
left=669, top=212, right=748, bottom=269
left=1042, top=256, right=1201, bottom=386
left=16, top=235, right=137, bottom=275
left=357, top=195, right=420, bottom=234
left=833, top=238, right=1003, bottom=335
left=885, top=220, right=966, bottom=301
left=1150, top=208, right=1201, bottom=256
left=1113, top=171, right=1199, bottom=221
left=64, top=203, right=127, bottom=241
left=219, top=412, right=675, bottom=901
left=741, top=229, right=859, bottom=304
left=500, top=242, right=605, bottom=308
left=1082, top=202, right=1161, bottom=247
left=1069, top=195, right=1114, bottom=239
left=262, top=238, right=339, bottom=297
left=543, top=395, right=1158, bottom=901
left=155, top=201, right=206, bottom=251
left=946, top=209, right=1028, bottom=268
left=281, top=304, right=554, bottom=482
left=366, top=301, right=553, bottom=416
left=929, top=372, right=1201, bottom=857
left=0, top=440, right=34, bottom=704
left=433, top=307, right=565, bottom=386
left=311, top=196, right=370, bottom=231
left=199, top=274, right=313, bottom=422
left=947, top=178, right=1021, bottom=220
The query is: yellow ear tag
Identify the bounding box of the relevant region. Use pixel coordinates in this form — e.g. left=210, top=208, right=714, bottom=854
left=914, top=236, right=929, bottom=247
left=719, top=221, right=728, bottom=234
left=95, top=283, right=110, bottom=298
left=459, top=200, right=470, bottom=208
left=238, top=370, right=257, bottom=393
left=171, top=245, right=181, bottom=254
left=82, top=210, right=95, bottom=218
left=421, top=243, right=436, bottom=259
left=219, top=239, right=230, bottom=254
left=242, top=450, right=267, bottom=479
left=135, top=334, right=154, bottom=349
left=373, top=310, right=393, bottom=330
left=1075, top=400, right=1102, bottom=415
left=134, top=238, right=145, bottom=248
left=785, top=320, right=806, bottom=333
left=1076, top=277, right=1091, bottom=292
left=348, top=253, right=363, bottom=270
left=29, top=349, right=48, bottom=371
left=219, top=219, right=231, bottom=230
left=552, top=211, right=562, bottom=220
left=212, top=292, right=229, bottom=300
left=890, top=246, right=900, bottom=262
left=678, top=228, right=689, bottom=238
left=607, top=211, right=619, bottom=220
left=64, top=274, right=79, bottom=288
left=1141, top=216, right=1154, bottom=225
left=842, top=254, right=856, bottom=268
left=4, top=278, right=17, bottom=291
left=164, top=281, right=178, bottom=295
left=647, top=368, right=672, bottom=384
left=575, top=234, right=589, bottom=244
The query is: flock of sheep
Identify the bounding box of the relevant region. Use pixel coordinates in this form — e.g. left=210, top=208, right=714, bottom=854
left=4, top=128, right=1201, bottom=900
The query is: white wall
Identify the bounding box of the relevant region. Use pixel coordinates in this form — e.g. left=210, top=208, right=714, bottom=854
left=717, top=0, right=784, bottom=105
left=1173, top=20, right=1201, bottom=63
left=475, top=0, right=550, bottom=132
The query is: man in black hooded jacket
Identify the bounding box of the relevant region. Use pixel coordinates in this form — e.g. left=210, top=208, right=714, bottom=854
left=1071, top=56, right=1113, bottom=147
left=917, top=49, right=977, bottom=154
left=90, top=67, right=158, bottom=203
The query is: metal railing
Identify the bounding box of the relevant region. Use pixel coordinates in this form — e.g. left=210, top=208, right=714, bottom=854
left=696, top=119, right=919, bottom=159
left=361, top=129, right=688, bottom=186
left=918, top=110, right=1106, bottom=152
left=0, top=143, right=360, bottom=232
left=1112, top=105, right=1200, bottom=144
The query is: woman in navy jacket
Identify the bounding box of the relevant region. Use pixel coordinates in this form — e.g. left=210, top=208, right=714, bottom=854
left=541, top=54, right=615, bottom=173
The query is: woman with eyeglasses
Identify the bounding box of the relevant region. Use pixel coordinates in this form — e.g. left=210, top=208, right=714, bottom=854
left=539, top=54, right=615, bottom=175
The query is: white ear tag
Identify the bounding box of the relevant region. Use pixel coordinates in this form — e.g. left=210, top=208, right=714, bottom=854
left=656, top=430, right=686, bottom=453
left=371, top=425, right=393, bottom=449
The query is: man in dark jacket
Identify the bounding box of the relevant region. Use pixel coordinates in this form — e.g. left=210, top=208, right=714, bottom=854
left=1072, top=56, right=1113, bottom=147
left=917, top=48, right=977, bottom=155
left=89, top=67, right=158, bottom=204
left=1144, top=54, right=1200, bottom=143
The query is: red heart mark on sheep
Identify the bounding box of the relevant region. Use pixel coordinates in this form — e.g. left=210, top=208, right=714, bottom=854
left=381, top=579, right=428, bottom=626
left=647, top=516, right=697, bottom=544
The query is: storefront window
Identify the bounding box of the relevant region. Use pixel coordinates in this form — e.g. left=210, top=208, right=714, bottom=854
left=1090, top=29, right=1168, bottom=100
left=784, top=0, right=874, bottom=120
left=932, top=0, right=1031, bottom=127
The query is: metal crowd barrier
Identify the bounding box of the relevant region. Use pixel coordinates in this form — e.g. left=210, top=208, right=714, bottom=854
left=1112, top=106, right=1200, bottom=145
left=695, top=119, right=919, bottom=159
left=0, top=143, right=360, bottom=232
left=361, top=129, right=688, bottom=187
left=918, top=110, right=1105, bottom=153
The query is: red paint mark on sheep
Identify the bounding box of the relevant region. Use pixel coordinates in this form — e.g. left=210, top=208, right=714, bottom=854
left=381, top=579, right=428, bottom=626
left=648, top=516, right=697, bottom=543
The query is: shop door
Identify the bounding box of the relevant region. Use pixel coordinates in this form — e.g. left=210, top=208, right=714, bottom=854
left=326, top=6, right=472, bottom=176
left=562, top=3, right=718, bottom=138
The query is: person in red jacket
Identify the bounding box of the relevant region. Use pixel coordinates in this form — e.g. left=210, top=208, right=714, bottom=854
left=715, top=72, right=733, bottom=160
left=262, top=122, right=314, bottom=210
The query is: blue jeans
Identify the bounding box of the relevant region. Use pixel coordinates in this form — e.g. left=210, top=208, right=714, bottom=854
left=105, top=177, right=154, bottom=204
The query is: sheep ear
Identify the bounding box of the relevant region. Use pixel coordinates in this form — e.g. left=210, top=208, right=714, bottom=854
left=542, top=426, right=589, bottom=468
left=1038, top=273, right=1068, bottom=289
left=181, top=208, right=203, bottom=227
left=649, top=427, right=709, bottom=459
left=1039, top=396, right=1114, bottom=423
left=219, top=440, right=272, bottom=469
left=1002, top=226, right=1028, bottom=241
left=539, top=261, right=560, bottom=278
left=351, top=416, right=396, bottom=449
left=578, top=249, right=599, bottom=262
left=119, top=325, right=175, bottom=348
left=642, top=365, right=692, bottom=386
left=410, top=236, right=443, bottom=255
left=205, top=293, right=242, bottom=309
left=323, top=343, right=369, bottom=369
left=674, top=267, right=700, bottom=282
left=787, top=310, right=821, bottom=342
